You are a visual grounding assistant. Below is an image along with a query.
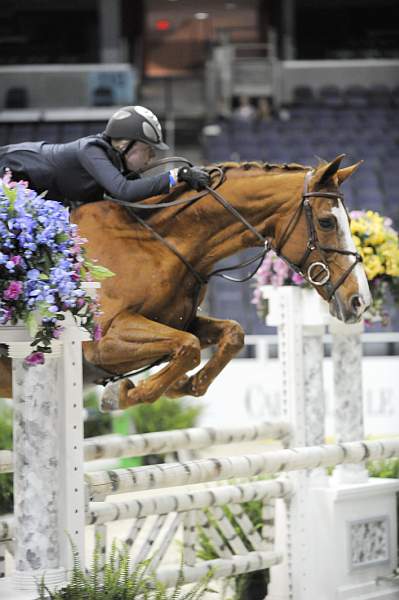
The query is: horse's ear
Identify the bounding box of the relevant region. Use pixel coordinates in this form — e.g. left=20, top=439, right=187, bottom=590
left=337, top=160, right=363, bottom=185
left=314, top=154, right=346, bottom=186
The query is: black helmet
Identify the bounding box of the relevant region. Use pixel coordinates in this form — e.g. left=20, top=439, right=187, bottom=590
left=104, top=105, right=169, bottom=150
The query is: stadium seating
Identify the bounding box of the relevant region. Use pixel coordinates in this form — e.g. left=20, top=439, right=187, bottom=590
left=203, top=86, right=399, bottom=333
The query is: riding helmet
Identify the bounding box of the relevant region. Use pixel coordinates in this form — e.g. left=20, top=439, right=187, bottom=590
left=104, top=106, right=169, bottom=150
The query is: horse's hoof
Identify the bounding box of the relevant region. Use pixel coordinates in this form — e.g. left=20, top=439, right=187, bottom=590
left=100, top=378, right=134, bottom=411
left=119, top=378, right=136, bottom=409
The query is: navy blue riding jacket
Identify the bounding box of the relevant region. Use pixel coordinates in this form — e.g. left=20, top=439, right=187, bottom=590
left=0, top=134, right=170, bottom=205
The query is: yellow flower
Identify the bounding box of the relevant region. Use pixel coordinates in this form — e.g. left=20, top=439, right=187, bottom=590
left=350, top=210, right=399, bottom=281
left=351, top=220, right=368, bottom=236
left=363, top=254, right=384, bottom=280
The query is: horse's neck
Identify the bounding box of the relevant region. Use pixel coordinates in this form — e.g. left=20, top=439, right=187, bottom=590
left=157, top=170, right=304, bottom=274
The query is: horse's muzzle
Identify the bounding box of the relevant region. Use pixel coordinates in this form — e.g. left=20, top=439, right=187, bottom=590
left=329, top=292, right=370, bottom=324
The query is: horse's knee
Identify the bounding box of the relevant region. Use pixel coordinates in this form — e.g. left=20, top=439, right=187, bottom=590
left=176, top=334, right=201, bottom=369
left=223, top=321, right=245, bottom=353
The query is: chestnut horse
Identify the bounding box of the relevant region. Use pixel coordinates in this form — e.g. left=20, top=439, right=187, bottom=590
left=0, top=155, right=371, bottom=407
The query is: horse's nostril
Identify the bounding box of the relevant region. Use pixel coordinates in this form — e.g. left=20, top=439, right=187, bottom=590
left=351, top=294, right=363, bottom=312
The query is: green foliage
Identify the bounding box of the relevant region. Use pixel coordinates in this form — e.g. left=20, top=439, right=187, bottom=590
left=128, top=397, right=202, bottom=434
left=37, top=535, right=215, bottom=600
left=0, top=401, right=13, bottom=513
left=0, top=401, right=12, bottom=449
left=367, top=457, right=399, bottom=479
left=197, top=484, right=270, bottom=600
left=127, top=396, right=203, bottom=464
left=83, top=390, right=112, bottom=438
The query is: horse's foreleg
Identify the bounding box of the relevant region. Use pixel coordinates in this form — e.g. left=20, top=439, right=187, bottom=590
left=0, top=357, right=12, bottom=398
left=84, top=311, right=201, bottom=408
left=166, top=316, right=244, bottom=398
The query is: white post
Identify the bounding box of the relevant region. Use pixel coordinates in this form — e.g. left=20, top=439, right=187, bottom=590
left=329, top=316, right=368, bottom=484
left=263, top=286, right=328, bottom=600
left=0, top=314, right=88, bottom=593
left=264, top=286, right=399, bottom=600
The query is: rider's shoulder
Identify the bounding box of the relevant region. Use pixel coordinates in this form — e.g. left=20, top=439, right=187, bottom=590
left=77, top=133, right=112, bottom=153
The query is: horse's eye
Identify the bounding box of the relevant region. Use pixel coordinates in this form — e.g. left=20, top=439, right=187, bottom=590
left=318, top=217, right=336, bottom=231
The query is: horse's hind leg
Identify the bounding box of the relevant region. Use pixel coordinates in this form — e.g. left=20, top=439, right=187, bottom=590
left=83, top=310, right=201, bottom=409
left=166, top=316, right=244, bottom=398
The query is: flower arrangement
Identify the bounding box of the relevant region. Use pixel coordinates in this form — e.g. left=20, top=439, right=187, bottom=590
left=252, top=209, right=399, bottom=325
left=0, top=172, right=114, bottom=365
left=251, top=251, right=306, bottom=317
left=350, top=210, right=399, bottom=324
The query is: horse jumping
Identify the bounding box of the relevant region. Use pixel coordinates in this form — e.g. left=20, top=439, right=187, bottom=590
left=0, top=155, right=371, bottom=407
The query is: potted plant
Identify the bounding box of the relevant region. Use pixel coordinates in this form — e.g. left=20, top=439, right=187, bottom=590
left=0, top=172, right=114, bottom=364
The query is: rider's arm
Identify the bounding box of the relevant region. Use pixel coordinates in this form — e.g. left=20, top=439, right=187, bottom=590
left=78, top=142, right=170, bottom=202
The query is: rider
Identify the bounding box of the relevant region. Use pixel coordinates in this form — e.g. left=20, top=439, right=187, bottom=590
left=0, top=105, right=210, bottom=207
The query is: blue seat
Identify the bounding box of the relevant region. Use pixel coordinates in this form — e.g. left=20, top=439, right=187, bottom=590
left=35, top=123, right=60, bottom=143
left=205, top=146, right=231, bottom=163
left=292, top=85, right=317, bottom=106
left=368, top=85, right=392, bottom=107
left=60, top=123, right=85, bottom=142
left=8, top=123, right=35, bottom=143
left=319, top=85, right=344, bottom=108
left=0, top=126, right=9, bottom=145
left=344, top=86, right=369, bottom=108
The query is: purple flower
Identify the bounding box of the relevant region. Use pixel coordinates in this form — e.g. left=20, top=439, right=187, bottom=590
left=11, top=255, right=22, bottom=265
left=24, top=352, right=45, bottom=366
left=3, top=280, right=23, bottom=300
left=93, top=323, right=102, bottom=341
left=52, top=326, right=65, bottom=339
left=0, top=307, right=12, bottom=324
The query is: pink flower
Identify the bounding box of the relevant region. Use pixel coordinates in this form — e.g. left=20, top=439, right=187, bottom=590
left=24, top=352, right=45, bottom=366
left=3, top=280, right=23, bottom=300
left=93, top=323, right=102, bottom=341
left=350, top=210, right=365, bottom=219
left=292, top=272, right=305, bottom=285
left=11, top=256, right=22, bottom=266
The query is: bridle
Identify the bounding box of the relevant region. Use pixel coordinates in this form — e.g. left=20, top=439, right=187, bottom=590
left=96, top=159, right=362, bottom=385
left=273, top=170, right=362, bottom=301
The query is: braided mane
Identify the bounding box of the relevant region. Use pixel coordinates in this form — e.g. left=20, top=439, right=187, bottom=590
left=215, top=160, right=313, bottom=173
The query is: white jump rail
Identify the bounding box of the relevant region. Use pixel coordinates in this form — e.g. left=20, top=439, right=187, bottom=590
left=0, top=421, right=292, bottom=474
left=85, top=439, right=399, bottom=500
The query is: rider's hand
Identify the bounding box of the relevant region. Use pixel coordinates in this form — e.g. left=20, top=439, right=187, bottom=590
left=177, top=166, right=210, bottom=191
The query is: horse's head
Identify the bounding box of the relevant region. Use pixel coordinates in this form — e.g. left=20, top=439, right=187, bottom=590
left=274, top=155, right=371, bottom=323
